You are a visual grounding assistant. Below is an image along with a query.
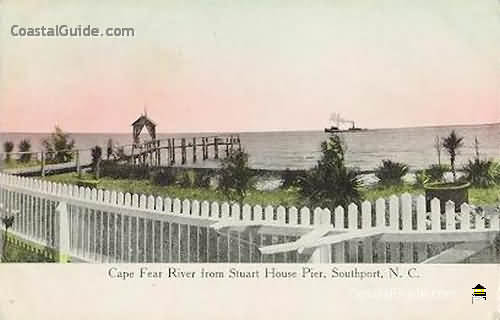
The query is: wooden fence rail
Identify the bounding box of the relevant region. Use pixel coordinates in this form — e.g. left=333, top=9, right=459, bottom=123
left=0, top=173, right=498, bottom=263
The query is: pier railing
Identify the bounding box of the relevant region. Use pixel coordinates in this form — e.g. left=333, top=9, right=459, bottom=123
left=0, top=172, right=498, bottom=263
left=0, top=134, right=241, bottom=177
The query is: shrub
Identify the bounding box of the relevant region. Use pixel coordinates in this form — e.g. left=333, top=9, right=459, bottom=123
left=100, top=161, right=150, bottom=180
left=281, top=168, right=304, bottom=188
left=217, top=149, right=254, bottom=202
left=463, top=158, right=495, bottom=187
left=42, top=126, right=75, bottom=163
left=194, top=170, right=213, bottom=188
left=414, top=170, right=430, bottom=187
left=18, top=139, right=32, bottom=163
left=177, top=170, right=197, bottom=188
left=490, top=162, right=500, bottom=184
left=374, top=160, right=409, bottom=185
left=91, top=145, right=102, bottom=167
left=3, top=141, right=14, bottom=162
left=106, top=139, right=114, bottom=160
left=298, top=134, right=361, bottom=209
left=442, top=130, right=464, bottom=182
left=91, top=145, right=103, bottom=179
left=76, top=179, right=99, bottom=189
left=150, top=167, right=177, bottom=186
left=426, top=164, right=449, bottom=182
left=1, top=215, right=15, bottom=262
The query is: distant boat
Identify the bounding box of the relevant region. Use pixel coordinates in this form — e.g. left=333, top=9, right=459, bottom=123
left=324, top=126, right=341, bottom=133
left=325, top=113, right=366, bottom=133
left=324, top=122, right=367, bottom=133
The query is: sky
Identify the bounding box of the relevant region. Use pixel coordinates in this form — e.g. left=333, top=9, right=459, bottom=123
left=0, top=0, right=499, bottom=133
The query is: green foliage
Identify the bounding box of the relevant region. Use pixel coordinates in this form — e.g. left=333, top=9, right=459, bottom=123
left=414, top=170, right=430, bottom=187
left=150, top=167, right=177, bottom=186
left=426, top=164, right=449, bottom=182
left=490, top=162, right=500, bottom=184
left=42, top=126, right=75, bottom=163
left=91, top=145, right=103, bottom=179
left=43, top=172, right=500, bottom=208
left=102, top=163, right=213, bottom=188
left=1, top=232, right=55, bottom=263
left=91, top=145, right=102, bottom=167
left=3, top=141, right=14, bottom=162
left=1, top=216, right=15, bottom=230
left=18, top=139, right=32, bottom=163
left=217, top=149, right=255, bottom=202
left=177, top=170, right=197, bottom=188
left=281, top=168, right=305, bottom=188
left=100, top=161, right=151, bottom=180
left=76, top=179, right=99, bottom=189
left=463, top=158, right=495, bottom=187
left=374, top=160, right=409, bottom=185
left=193, top=170, right=213, bottom=188
left=442, top=130, right=464, bottom=182
left=106, top=139, right=114, bottom=160
left=298, top=134, right=361, bottom=209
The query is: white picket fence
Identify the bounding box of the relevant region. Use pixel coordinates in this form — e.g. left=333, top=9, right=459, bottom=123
left=0, top=172, right=498, bottom=263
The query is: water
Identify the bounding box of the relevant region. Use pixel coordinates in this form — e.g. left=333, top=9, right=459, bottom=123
left=0, top=123, right=499, bottom=171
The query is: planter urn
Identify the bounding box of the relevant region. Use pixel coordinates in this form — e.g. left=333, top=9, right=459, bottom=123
left=424, top=182, right=470, bottom=212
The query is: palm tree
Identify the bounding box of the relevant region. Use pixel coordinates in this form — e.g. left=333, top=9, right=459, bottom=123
left=442, top=130, right=464, bottom=182
left=18, top=139, right=32, bottom=163
left=3, top=141, right=14, bottom=162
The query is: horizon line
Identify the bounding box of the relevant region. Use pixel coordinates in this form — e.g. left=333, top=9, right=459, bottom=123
left=1, top=121, right=499, bottom=135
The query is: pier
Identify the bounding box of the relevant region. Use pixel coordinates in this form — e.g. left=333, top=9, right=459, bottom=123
left=0, top=112, right=242, bottom=177
left=131, top=135, right=241, bottom=167
left=0, top=134, right=242, bottom=177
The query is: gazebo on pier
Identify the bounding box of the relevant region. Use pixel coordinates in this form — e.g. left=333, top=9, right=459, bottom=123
left=131, top=113, right=157, bottom=145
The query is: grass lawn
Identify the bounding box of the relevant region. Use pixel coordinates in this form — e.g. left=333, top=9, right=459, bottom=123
left=2, top=159, right=41, bottom=170
left=43, top=172, right=500, bottom=207
left=1, top=235, right=55, bottom=263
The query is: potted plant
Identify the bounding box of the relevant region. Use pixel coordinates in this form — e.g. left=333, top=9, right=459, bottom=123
left=424, top=130, right=470, bottom=211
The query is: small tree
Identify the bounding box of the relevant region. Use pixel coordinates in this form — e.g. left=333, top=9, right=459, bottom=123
left=298, top=134, right=361, bottom=209
left=3, top=141, right=14, bottom=162
left=442, top=130, right=464, bottom=182
left=18, top=139, right=32, bottom=163
left=42, top=126, right=75, bottom=163
left=91, top=145, right=103, bottom=179
left=106, top=139, right=114, bottom=160
left=217, top=149, right=254, bottom=203
left=374, top=160, right=409, bottom=185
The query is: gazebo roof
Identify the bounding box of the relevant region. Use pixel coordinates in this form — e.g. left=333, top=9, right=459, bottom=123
left=131, top=114, right=156, bottom=127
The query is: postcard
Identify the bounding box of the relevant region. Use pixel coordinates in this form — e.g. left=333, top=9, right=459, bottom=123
left=0, top=0, right=499, bottom=319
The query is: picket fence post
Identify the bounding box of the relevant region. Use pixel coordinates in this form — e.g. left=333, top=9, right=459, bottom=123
left=56, top=201, right=71, bottom=263
left=308, top=209, right=332, bottom=263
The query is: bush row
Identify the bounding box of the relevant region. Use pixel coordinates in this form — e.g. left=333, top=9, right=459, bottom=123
left=100, top=161, right=217, bottom=188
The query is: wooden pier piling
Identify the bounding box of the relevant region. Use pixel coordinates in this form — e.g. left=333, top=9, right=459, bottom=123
left=40, top=153, right=45, bottom=177
left=202, top=138, right=207, bottom=160
left=171, top=138, right=176, bottom=165
left=157, top=140, right=161, bottom=166
left=75, top=150, right=81, bottom=176
left=128, top=134, right=241, bottom=166
left=181, top=138, right=187, bottom=164
left=214, top=137, right=219, bottom=159
left=192, top=138, right=197, bottom=163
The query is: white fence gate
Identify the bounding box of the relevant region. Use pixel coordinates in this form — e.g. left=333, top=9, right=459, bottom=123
left=0, top=173, right=498, bottom=263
